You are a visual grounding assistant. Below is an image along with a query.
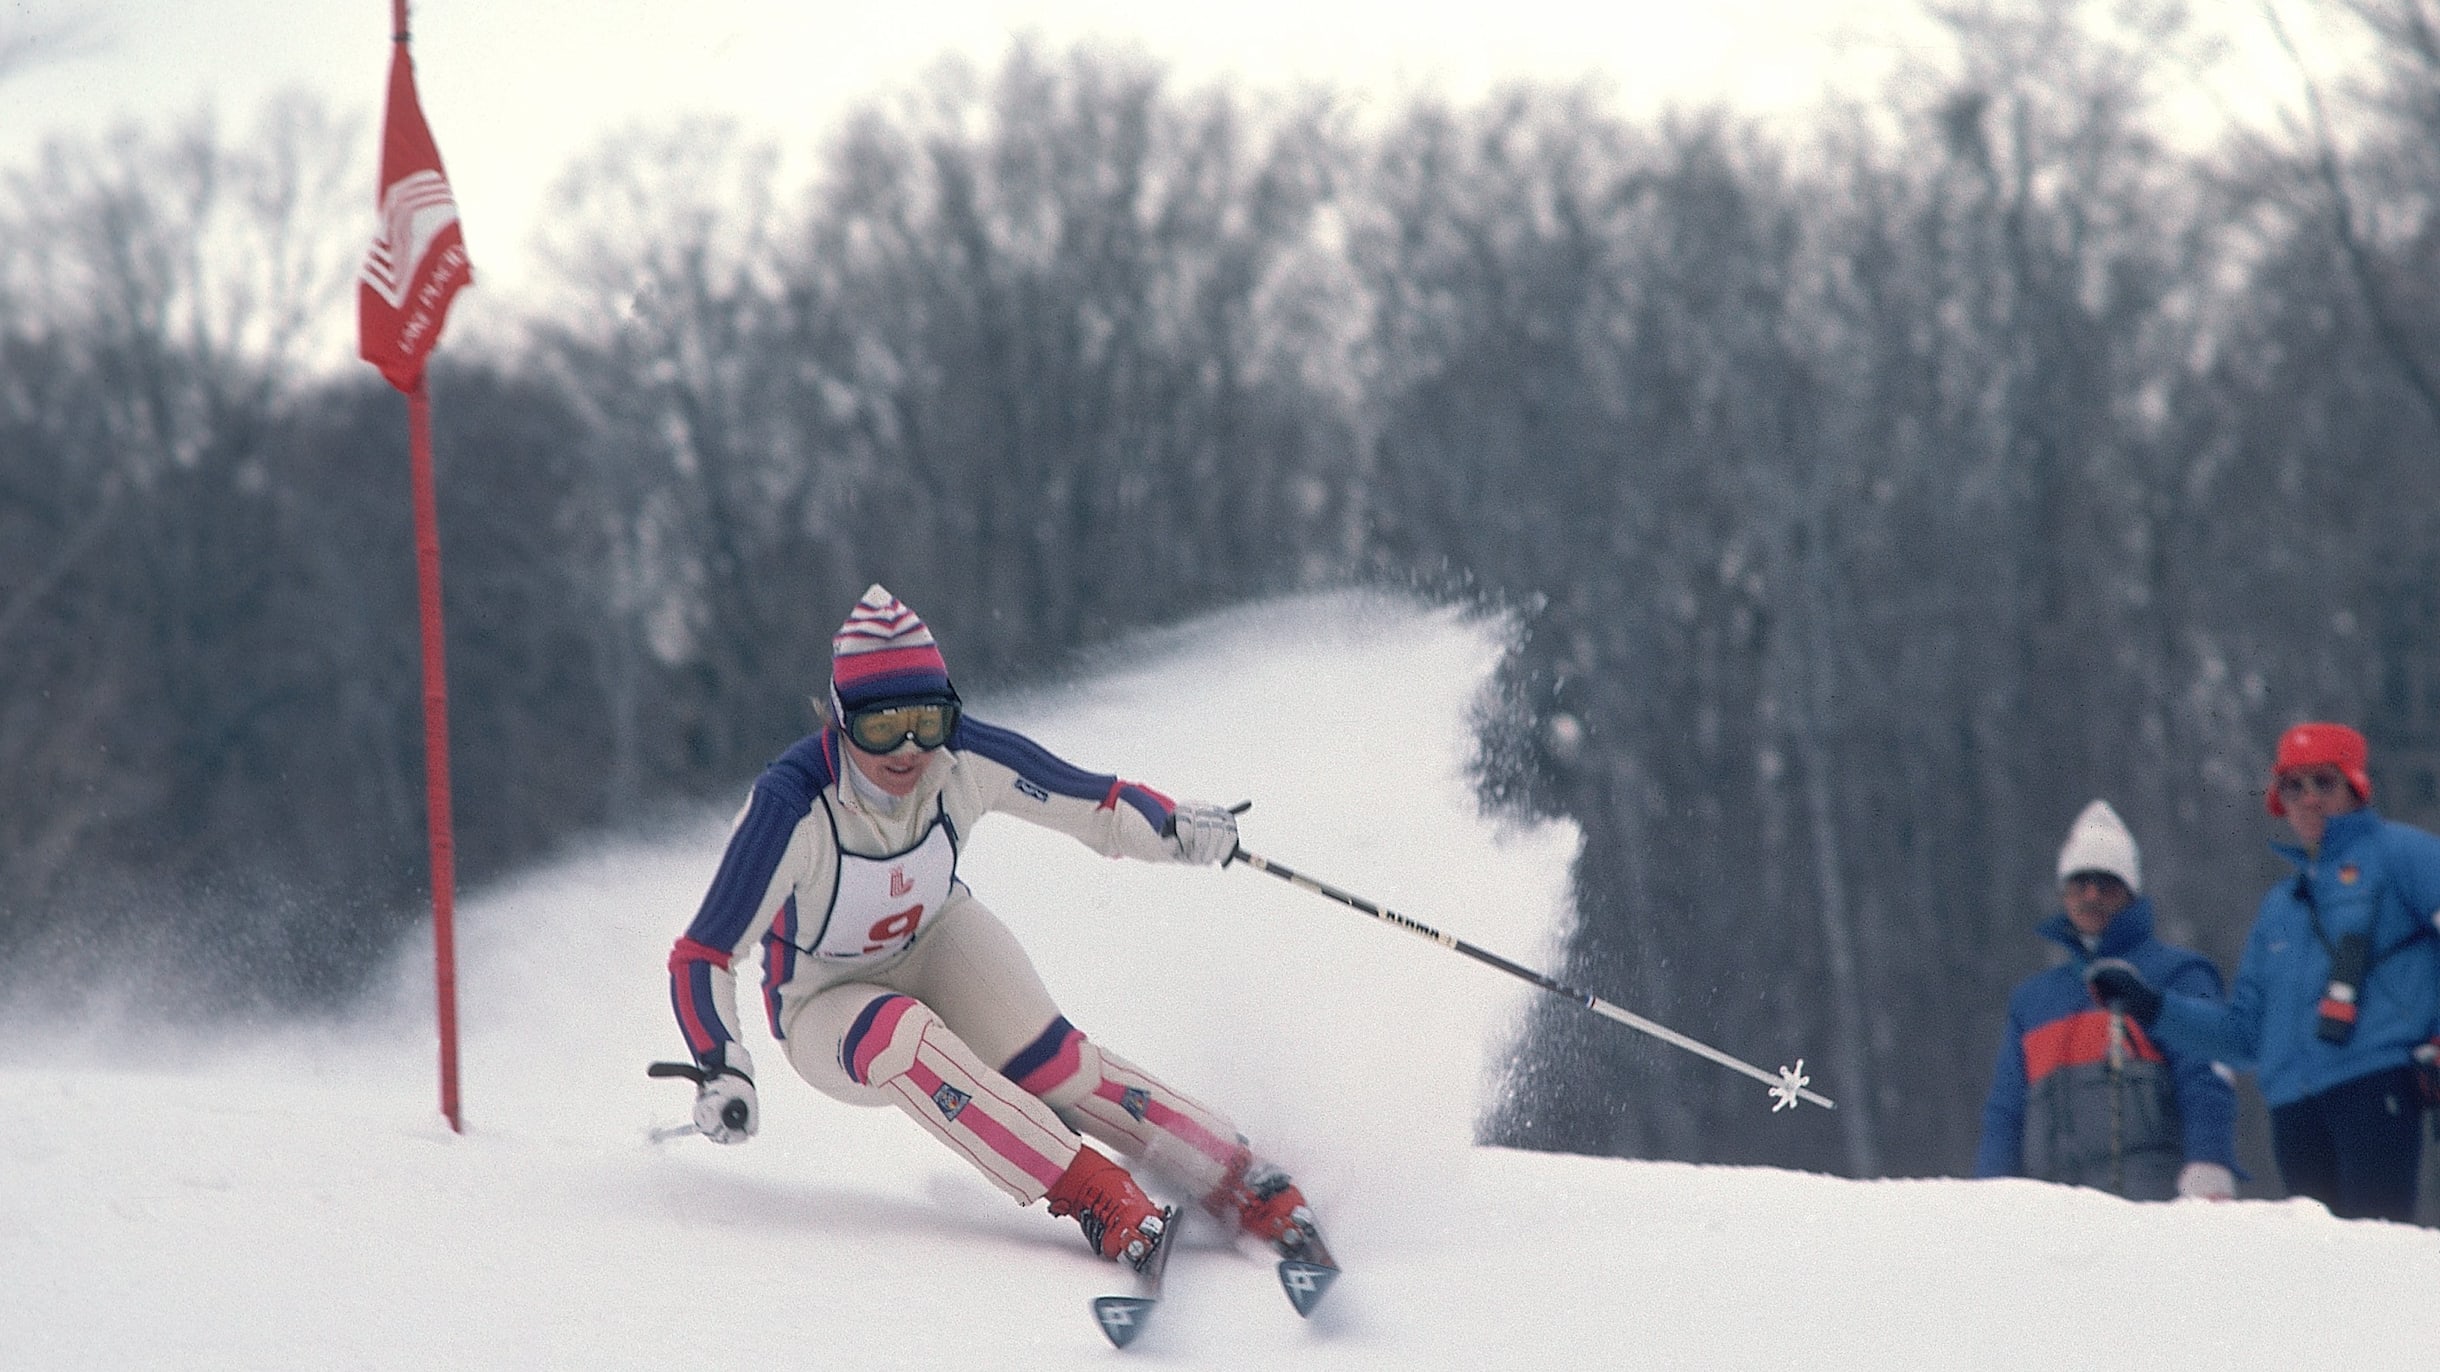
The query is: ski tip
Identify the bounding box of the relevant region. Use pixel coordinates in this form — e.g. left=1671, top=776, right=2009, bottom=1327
left=1277, top=1258, right=1339, bottom=1318
left=1093, top=1295, right=1154, bottom=1349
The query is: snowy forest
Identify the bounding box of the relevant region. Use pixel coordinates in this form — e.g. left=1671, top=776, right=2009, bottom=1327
left=5, top=0, right=2440, bottom=1192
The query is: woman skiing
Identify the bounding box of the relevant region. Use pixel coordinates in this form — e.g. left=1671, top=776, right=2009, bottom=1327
left=665, top=585, right=1316, bottom=1272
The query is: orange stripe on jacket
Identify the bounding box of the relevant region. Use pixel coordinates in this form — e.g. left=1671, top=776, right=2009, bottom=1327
left=2022, top=1008, right=2165, bottom=1084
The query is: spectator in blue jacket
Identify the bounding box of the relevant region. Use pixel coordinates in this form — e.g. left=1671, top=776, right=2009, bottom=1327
left=2091, top=723, right=2440, bottom=1222
left=1978, top=800, right=2238, bottom=1199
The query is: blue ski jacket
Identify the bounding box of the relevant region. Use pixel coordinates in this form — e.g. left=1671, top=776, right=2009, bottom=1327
left=1976, top=898, right=2237, bottom=1188
left=2152, top=807, right=2440, bottom=1108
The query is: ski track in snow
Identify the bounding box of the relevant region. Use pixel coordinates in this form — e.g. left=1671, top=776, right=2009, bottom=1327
left=4, top=590, right=2437, bottom=1369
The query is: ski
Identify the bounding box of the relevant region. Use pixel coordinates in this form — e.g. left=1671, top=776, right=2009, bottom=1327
left=1270, top=1215, right=1340, bottom=1318
left=1090, top=1205, right=1180, bottom=1350
left=1088, top=1197, right=1339, bottom=1344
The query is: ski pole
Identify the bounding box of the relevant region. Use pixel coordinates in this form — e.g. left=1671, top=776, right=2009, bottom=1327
left=1230, top=845, right=1835, bottom=1111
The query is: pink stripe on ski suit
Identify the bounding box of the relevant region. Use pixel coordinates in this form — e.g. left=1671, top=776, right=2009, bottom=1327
left=1096, top=1079, right=1238, bottom=1169
left=907, top=1058, right=1068, bottom=1190
left=1007, top=1024, right=1087, bottom=1096
left=848, top=994, right=919, bottom=1085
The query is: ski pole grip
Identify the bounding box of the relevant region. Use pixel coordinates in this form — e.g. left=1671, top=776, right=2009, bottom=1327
left=1219, top=799, right=1252, bottom=867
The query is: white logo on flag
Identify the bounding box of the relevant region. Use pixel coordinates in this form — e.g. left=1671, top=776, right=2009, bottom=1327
left=360, top=170, right=461, bottom=310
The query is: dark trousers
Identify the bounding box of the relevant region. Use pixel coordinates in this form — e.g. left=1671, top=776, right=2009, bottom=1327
left=2269, top=1065, right=2425, bottom=1223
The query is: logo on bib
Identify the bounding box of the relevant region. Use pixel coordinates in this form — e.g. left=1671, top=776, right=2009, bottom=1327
left=932, top=1082, right=971, bottom=1122
left=890, top=867, right=914, bottom=898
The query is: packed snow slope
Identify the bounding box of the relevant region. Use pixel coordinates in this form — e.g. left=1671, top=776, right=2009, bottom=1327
left=5, top=592, right=2437, bottom=1370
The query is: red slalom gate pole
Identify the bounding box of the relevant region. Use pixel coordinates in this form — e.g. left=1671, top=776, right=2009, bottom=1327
left=360, top=0, right=472, bottom=1133
left=409, top=377, right=462, bottom=1133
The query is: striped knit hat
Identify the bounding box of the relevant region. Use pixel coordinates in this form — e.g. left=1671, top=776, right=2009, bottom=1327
left=829, top=584, right=953, bottom=715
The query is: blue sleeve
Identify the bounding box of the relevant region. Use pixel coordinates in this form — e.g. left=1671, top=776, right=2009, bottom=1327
left=1974, top=1007, right=2029, bottom=1178
left=2154, top=916, right=2271, bottom=1070
left=667, top=735, right=829, bottom=1065
left=681, top=745, right=823, bottom=951
left=2386, top=822, right=2440, bottom=930
left=2160, top=958, right=2239, bottom=1167
left=2384, top=824, right=2440, bottom=1042
left=953, top=716, right=1175, bottom=833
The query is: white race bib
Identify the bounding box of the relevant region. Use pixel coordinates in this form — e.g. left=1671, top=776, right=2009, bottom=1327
left=805, top=813, right=957, bottom=962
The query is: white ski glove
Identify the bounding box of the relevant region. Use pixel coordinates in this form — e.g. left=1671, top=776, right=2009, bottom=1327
left=2176, top=1161, right=2235, bottom=1201
left=1167, top=800, right=1240, bottom=867
left=694, top=1059, right=759, bottom=1145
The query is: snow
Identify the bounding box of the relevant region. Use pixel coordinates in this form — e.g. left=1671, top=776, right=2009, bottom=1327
left=5, top=590, right=2437, bottom=1369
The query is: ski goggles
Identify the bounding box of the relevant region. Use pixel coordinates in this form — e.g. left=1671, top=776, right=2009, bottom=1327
left=842, top=698, right=961, bottom=754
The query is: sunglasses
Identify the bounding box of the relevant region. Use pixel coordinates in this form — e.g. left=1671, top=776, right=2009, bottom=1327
left=2276, top=771, right=2352, bottom=799
left=843, top=698, right=960, bottom=754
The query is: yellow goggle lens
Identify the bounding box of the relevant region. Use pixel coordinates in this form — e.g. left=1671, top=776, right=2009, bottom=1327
left=846, top=701, right=958, bottom=753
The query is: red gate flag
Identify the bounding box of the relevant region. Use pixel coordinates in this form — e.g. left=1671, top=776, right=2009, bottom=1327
left=358, top=33, right=471, bottom=392
left=363, top=4, right=470, bottom=1135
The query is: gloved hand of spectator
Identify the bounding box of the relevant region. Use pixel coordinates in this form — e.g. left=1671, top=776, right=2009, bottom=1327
left=2084, top=957, right=2164, bottom=1028
left=2176, top=1161, right=2236, bottom=1201
left=694, top=1063, right=759, bottom=1144
left=1166, top=800, right=1241, bottom=867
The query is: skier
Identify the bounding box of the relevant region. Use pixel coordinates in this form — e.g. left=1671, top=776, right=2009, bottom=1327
left=664, top=585, right=1316, bottom=1271
left=1974, top=800, right=2238, bottom=1200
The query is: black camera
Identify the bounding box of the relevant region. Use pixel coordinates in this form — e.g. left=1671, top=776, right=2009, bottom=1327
left=2316, top=932, right=2370, bottom=1045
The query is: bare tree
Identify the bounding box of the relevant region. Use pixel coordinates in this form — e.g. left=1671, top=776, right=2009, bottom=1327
left=784, top=42, right=1350, bottom=674
left=0, top=98, right=365, bottom=990
left=530, top=117, right=812, bottom=788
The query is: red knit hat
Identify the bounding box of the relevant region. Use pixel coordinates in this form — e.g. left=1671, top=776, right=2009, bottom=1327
left=2265, top=721, right=2372, bottom=817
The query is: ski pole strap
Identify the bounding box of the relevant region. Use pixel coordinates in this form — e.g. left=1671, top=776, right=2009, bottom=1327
left=1232, top=847, right=1835, bottom=1111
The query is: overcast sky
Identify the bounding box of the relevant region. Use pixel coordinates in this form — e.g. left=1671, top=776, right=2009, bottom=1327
left=0, top=0, right=1972, bottom=296
left=0, top=0, right=2348, bottom=306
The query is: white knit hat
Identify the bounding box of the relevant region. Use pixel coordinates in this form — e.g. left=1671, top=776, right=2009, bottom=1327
left=2056, top=799, right=2141, bottom=894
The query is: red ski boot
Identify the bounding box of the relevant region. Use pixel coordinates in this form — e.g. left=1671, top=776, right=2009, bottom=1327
left=1205, top=1150, right=1318, bottom=1254
left=1046, top=1144, right=1167, bottom=1270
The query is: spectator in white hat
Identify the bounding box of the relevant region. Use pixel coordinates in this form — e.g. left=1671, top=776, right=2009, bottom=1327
left=1976, top=800, right=2238, bottom=1200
